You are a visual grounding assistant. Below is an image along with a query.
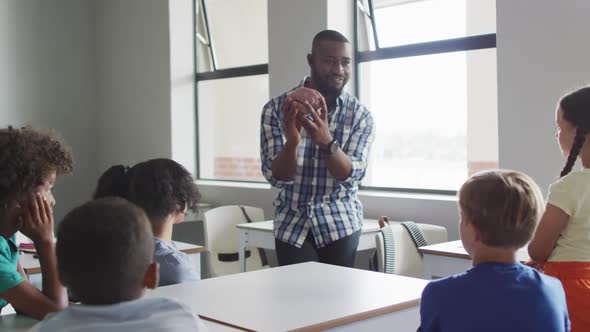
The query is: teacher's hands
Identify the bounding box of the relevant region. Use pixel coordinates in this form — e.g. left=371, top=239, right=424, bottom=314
left=281, top=97, right=303, bottom=148
left=297, top=97, right=333, bottom=150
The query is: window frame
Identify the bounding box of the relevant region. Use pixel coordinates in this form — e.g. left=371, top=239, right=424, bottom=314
left=194, top=0, right=268, bottom=181
left=353, top=0, right=497, bottom=195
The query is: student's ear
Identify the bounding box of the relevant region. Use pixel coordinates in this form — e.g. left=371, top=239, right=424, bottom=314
left=143, top=263, right=159, bottom=289
left=471, top=223, right=483, bottom=243
left=307, top=53, right=313, bottom=66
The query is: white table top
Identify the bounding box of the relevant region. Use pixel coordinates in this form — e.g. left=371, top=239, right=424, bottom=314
left=147, top=262, right=428, bottom=332
left=418, top=240, right=531, bottom=262
left=236, top=219, right=381, bottom=233
left=19, top=241, right=205, bottom=275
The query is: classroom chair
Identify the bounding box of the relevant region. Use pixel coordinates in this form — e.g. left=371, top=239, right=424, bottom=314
left=374, top=218, right=447, bottom=278
left=203, top=205, right=268, bottom=278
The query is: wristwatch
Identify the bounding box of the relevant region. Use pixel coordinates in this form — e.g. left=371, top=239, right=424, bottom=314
left=325, top=139, right=339, bottom=155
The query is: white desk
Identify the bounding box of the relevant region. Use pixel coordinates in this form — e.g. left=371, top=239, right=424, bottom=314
left=418, top=240, right=531, bottom=279
left=236, top=219, right=381, bottom=272
left=147, top=261, right=429, bottom=331
left=19, top=241, right=205, bottom=277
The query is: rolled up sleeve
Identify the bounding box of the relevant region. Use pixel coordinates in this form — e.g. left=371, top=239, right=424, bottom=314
left=260, top=98, right=295, bottom=189
left=338, top=109, right=375, bottom=187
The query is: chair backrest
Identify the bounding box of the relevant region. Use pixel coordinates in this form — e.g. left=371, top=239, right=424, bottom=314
left=203, top=205, right=265, bottom=254
left=203, top=205, right=265, bottom=278
left=375, top=222, right=447, bottom=278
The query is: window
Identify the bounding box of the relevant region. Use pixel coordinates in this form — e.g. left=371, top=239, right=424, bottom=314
left=196, top=0, right=268, bottom=182
left=356, top=0, right=498, bottom=193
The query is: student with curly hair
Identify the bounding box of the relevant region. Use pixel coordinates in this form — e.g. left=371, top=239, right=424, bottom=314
left=0, top=126, right=72, bottom=319
left=94, top=158, right=201, bottom=286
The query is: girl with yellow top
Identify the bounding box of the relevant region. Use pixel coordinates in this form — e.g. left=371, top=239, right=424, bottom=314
left=529, top=86, right=590, bottom=332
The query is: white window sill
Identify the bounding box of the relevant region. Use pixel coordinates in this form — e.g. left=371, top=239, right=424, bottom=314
left=358, top=189, right=457, bottom=202
left=195, top=179, right=272, bottom=190
left=195, top=179, right=456, bottom=202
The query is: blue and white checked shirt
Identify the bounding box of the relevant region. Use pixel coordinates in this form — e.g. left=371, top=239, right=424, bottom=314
left=260, top=78, right=375, bottom=248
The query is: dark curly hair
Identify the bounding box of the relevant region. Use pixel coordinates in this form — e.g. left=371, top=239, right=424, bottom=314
left=0, top=126, right=73, bottom=204
left=93, top=159, right=201, bottom=223
left=559, top=86, right=590, bottom=177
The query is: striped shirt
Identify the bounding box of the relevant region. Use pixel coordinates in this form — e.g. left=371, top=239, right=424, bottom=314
left=260, top=78, right=375, bottom=248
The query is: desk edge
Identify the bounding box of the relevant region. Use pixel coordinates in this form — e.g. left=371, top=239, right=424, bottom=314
left=23, top=267, right=42, bottom=274
left=418, top=248, right=470, bottom=259
left=291, top=298, right=421, bottom=332
left=200, top=315, right=255, bottom=332
left=180, top=247, right=207, bottom=254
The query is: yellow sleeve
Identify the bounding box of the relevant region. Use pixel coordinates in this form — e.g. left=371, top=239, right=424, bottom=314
left=547, top=177, right=575, bottom=216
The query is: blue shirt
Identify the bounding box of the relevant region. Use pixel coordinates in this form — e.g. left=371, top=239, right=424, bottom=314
left=153, top=238, right=199, bottom=287
left=0, top=234, right=24, bottom=310
left=419, top=262, right=570, bottom=332
left=260, top=78, right=375, bottom=248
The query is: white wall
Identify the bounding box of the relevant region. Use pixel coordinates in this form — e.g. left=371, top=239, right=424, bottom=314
left=0, top=0, right=97, bottom=220
left=497, top=0, right=590, bottom=193
left=466, top=0, right=498, bottom=164
left=95, top=0, right=173, bottom=172
left=268, top=0, right=328, bottom=98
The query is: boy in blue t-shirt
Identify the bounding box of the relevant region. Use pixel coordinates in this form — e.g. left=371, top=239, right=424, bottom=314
left=419, top=170, right=570, bottom=332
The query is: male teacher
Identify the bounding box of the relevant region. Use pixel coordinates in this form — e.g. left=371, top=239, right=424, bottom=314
left=260, top=30, right=375, bottom=267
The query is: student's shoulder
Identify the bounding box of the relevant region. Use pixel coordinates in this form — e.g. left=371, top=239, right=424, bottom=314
left=141, top=297, right=205, bottom=329
left=551, top=169, right=590, bottom=190
left=532, top=268, right=567, bottom=294
left=422, top=271, right=472, bottom=299
left=514, top=265, right=565, bottom=296
left=0, top=236, right=16, bottom=257
left=155, top=247, right=190, bottom=267
left=140, top=296, right=188, bottom=309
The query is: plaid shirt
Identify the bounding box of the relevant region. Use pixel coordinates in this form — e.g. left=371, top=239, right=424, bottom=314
left=260, top=78, right=375, bottom=248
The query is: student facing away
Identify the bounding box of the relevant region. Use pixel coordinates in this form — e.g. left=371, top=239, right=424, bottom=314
left=419, top=170, right=570, bottom=332
left=0, top=126, right=70, bottom=319
left=94, top=159, right=201, bottom=286
left=529, top=86, right=590, bottom=332
left=29, top=197, right=207, bottom=331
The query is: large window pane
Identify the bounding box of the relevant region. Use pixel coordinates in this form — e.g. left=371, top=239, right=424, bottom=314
left=198, top=75, right=269, bottom=181
left=359, top=0, right=496, bottom=51
left=196, top=0, right=268, bottom=72
left=359, top=48, right=498, bottom=191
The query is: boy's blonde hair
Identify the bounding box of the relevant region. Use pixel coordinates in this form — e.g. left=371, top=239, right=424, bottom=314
left=459, top=170, right=544, bottom=248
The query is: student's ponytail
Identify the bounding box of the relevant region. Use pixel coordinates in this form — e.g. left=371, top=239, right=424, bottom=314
left=93, top=165, right=131, bottom=199
left=558, top=86, right=590, bottom=177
